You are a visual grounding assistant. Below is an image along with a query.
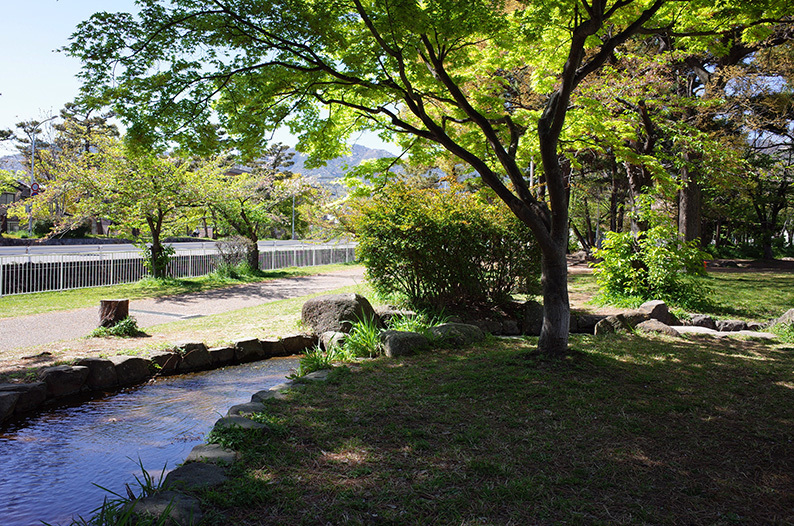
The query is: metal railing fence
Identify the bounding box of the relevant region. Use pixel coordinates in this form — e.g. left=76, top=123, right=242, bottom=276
left=0, top=242, right=357, bottom=296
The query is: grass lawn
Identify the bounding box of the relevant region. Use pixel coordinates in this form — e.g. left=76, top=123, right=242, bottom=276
left=199, top=334, right=793, bottom=525
left=568, top=269, right=794, bottom=322
left=0, top=263, right=355, bottom=319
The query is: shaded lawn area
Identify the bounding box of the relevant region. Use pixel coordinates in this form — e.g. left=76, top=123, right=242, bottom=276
left=568, top=269, right=794, bottom=322
left=200, top=334, right=793, bottom=525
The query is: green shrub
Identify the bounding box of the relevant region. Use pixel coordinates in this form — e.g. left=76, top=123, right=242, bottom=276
left=592, top=225, right=712, bottom=309
left=349, top=182, right=541, bottom=309
left=89, top=317, right=142, bottom=338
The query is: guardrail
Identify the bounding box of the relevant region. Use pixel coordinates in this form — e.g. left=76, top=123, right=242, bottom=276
left=0, top=242, right=357, bottom=296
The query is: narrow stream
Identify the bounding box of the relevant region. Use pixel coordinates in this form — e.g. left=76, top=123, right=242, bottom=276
left=0, top=357, right=299, bottom=526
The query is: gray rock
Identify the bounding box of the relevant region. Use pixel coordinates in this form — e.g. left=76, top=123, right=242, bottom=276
left=774, top=308, right=794, bottom=325
left=594, top=315, right=632, bottom=336
left=0, top=382, right=47, bottom=413
left=501, top=319, right=521, bottom=336
left=0, top=392, right=19, bottom=422
left=747, top=322, right=767, bottom=331
left=174, top=341, right=207, bottom=354
left=251, top=389, right=285, bottom=402
left=185, top=444, right=238, bottom=465
left=150, top=351, right=181, bottom=375
left=621, top=309, right=651, bottom=327
left=164, top=462, right=228, bottom=491
left=716, top=319, right=748, bottom=332
left=208, top=346, right=235, bottom=365
left=126, top=491, right=203, bottom=526
left=570, top=313, right=607, bottom=334
left=427, top=323, right=485, bottom=347
left=376, top=307, right=417, bottom=327
left=638, top=300, right=680, bottom=326
left=300, top=370, right=331, bottom=382
left=177, top=347, right=212, bottom=373
left=38, top=365, right=90, bottom=398
left=320, top=331, right=347, bottom=351
left=635, top=319, right=681, bottom=337
left=260, top=338, right=288, bottom=358
left=301, top=293, right=381, bottom=335
left=280, top=334, right=316, bottom=356
left=689, top=314, right=718, bottom=330
left=76, top=358, right=118, bottom=390
left=213, top=415, right=270, bottom=432
left=234, top=338, right=264, bottom=363
left=380, top=330, right=430, bottom=357
left=472, top=319, right=502, bottom=335
left=520, top=300, right=544, bottom=336
left=227, top=402, right=266, bottom=417
left=109, top=356, right=153, bottom=386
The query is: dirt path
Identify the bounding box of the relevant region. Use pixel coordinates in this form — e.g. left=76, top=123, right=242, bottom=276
left=0, top=267, right=364, bottom=377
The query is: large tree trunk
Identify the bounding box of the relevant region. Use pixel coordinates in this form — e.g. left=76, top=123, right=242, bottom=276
left=246, top=243, right=260, bottom=271
left=539, top=247, right=570, bottom=355
left=678, top=161, right=702, bottom=243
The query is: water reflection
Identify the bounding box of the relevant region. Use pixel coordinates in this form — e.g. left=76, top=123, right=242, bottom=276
left=0, top=357, right=298, bottom=526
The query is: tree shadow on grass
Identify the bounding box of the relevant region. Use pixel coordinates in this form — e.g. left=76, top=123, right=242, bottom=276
left=198, top=335, right=794, bottom=525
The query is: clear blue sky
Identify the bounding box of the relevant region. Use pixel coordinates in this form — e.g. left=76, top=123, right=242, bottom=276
left=0, top=1, right=138, bottom=153
left=0, top=0, right=395, bottom=156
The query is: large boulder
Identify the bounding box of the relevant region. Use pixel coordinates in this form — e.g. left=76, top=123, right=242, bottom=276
left=0, top=382, right=47, bottom=413
left=76, top=358, right=118, bottom=390
left=234, top=338, right=265, bottom=363
left=620, top=309, right=651, bottom=328
left=376, top=306, right=417, bottom=327
left=594, top=315, right=632, bottom=336
left=570, top=313, right=607, bottom=334
left=126, top=491, right=203, bottom=526
left=635, top=319, right=681, bottom=338
left=716, top=319, right=749, bottom=332
left=688, top=314, right=717, bottom=330
left=427, top=323, right=485, bottom=347
left=320, top=331, right=347, bottom=352
left=109, top=356, right=152, bottom=386
left=638, top=300, right=680, bottom=326
left=773, top=308, right=794, bottom=326
left=38, top=365, right=90, bottom=398
left=149, top=351, right=181, bottom=375
left=0, top=392, right=19, bottom=422
left=177, top=343, right=212, bottom=373
left=280, top=334, right=317, bottom=356
left=163, top=462, right=228, bottom=491
left=301, top=293, right=380, bottom=335
left=208, top=346, right=235, bottom=366
left=380, top=330, right=431, bottom=358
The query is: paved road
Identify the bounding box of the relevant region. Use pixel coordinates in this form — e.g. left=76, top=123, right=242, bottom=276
left=0, top=267, right=364, bottom=352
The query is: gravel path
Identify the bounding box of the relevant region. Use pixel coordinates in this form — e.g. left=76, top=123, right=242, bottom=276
left=0, top=267, right=365, bottom=353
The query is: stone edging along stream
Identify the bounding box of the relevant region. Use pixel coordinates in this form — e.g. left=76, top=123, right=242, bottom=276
left=0, top=333, right=318, bottom=426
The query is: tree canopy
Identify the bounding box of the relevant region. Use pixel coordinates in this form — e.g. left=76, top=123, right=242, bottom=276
left=67, top=0, right=794, bottom=354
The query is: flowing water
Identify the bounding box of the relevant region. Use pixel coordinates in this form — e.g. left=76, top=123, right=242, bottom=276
left=0, top=357, right=299, bottom=526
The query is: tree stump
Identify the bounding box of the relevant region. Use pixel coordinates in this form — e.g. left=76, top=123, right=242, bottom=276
left=99, top=299, right=130, bottom=328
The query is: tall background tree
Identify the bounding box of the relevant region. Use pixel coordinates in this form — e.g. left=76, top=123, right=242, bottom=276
left=67, top=0, right=793, bottom=355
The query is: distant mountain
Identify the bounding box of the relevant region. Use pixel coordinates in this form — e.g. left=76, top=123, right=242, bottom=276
left=1, top=144, right=396, bottom=193
left=0, top=154, right=25, bottom=174
left=289, top=144, right=395, bottom=189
